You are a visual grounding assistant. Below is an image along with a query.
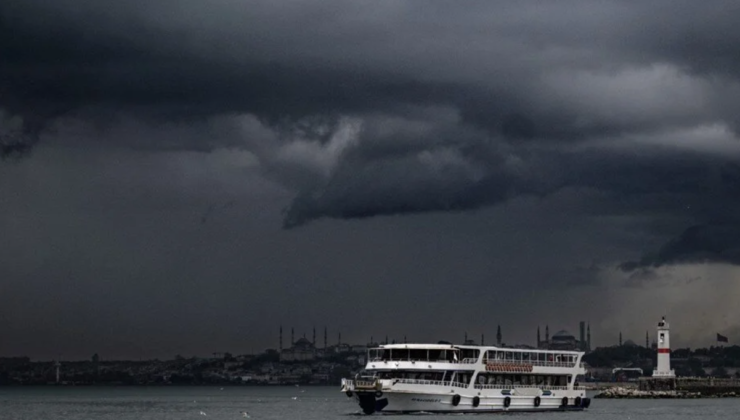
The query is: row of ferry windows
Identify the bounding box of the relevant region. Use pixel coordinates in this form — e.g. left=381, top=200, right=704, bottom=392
left=368, top=349, right=480, bottom=362
left=367, top=349, right=577, bottom=365
left=485, top=351, right=578, bottom=365
left=372, top=370, right=571, bottom=386
left=476, top=373, right=570, bottom=386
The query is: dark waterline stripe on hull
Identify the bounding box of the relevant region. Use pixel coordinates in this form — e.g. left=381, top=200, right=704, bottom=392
left=371, top=407, right=586, bottom=414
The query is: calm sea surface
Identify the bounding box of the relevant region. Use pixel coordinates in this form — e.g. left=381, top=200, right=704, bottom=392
left=1, top=386, right=739, bottom=420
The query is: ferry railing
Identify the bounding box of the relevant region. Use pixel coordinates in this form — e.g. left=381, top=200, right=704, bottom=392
left=473, top=384, right=586, bottom=391
left=344, top=379, right=379, bottom=390
left=482, top=359, right=579, bottom=368
left=389, top=378, right=469, bottom=388
left=392, top=378, right=448, bottom=387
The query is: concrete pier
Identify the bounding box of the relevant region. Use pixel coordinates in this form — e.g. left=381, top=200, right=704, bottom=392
left=596, top=378, right=740, bottom=399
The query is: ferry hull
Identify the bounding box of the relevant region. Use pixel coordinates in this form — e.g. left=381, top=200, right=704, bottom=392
left=349, top=390, right=590, bottom=414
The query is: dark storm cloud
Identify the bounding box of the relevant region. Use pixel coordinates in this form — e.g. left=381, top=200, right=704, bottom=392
left=2, top=0, right=737, bottom=129
left=2, top=0, right=740, bottom=268
left=621, top=224, right=740, bottom=270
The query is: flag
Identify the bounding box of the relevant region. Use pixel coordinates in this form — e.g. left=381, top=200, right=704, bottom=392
left=717, top=333, right=729, bottom=343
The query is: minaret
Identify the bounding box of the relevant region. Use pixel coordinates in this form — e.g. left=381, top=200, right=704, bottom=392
left=324, top=327, right=327, bottom=349
left=496, top=325, right=502, bottom=346
left=653, top=316, right=676, bottom=377
left=338, top=332, right=341, bottom=346
left=464, top=331, right=468, bottom=343
left=291, top=327, right=294, bottom=345
left=646, top=331, right=649, bottom=348
left=537, top=326, right=541, bottom=348
left=619, top=331, right=622, bottom=346
left=279, top=325, right=283, bottom=352
left=404, top=335, right=407, bottom=344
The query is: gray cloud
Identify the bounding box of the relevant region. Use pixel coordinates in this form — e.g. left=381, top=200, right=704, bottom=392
left=4, top=0, right=740, bottom=358
left=4, top=0, right=740, bottom=246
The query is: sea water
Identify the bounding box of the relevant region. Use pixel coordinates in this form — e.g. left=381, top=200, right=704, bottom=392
left=1, top=386, right=739, bottom=419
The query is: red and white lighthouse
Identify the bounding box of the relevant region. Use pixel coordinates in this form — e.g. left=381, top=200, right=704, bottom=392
left=652, top=316, right=675, bottom=377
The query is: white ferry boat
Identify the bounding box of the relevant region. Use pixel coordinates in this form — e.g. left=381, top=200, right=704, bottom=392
left=341, top=343, right=590, bottom=414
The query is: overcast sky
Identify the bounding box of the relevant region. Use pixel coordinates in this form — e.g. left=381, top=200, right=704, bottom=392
left=2, top=0, right=740, bottom=360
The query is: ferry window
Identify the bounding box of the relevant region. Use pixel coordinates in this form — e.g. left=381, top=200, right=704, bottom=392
left=465, top=349, right=480, bottom=360
left=409, top=349, right=426, bottom=360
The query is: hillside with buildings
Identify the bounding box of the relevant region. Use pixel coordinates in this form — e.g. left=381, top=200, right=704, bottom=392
left=2, top=322, right=738, bottom=386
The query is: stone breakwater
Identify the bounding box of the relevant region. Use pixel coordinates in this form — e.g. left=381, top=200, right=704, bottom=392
left=596, top=386, right=740, bottom=399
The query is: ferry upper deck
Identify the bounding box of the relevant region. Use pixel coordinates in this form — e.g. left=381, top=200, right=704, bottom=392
left=368, top=343, right=584, bottom=369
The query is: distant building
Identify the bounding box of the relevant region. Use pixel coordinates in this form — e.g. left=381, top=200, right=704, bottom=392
left=623, top=339, right=638, bottom=348
left=280, top=337, right=317, bottom=362
left=537, top=322, right=590, bottom=351
left=549, top=330, right=579, bottom=350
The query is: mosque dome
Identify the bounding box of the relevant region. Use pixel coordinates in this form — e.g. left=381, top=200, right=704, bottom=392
left=293, top=337, right=314, bottom=348
left=552, top=330, right=575, bottom=340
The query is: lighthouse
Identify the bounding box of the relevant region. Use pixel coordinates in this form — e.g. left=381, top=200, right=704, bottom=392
left=652, top=316, right=675, bottom=378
